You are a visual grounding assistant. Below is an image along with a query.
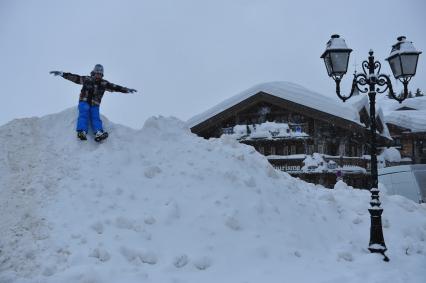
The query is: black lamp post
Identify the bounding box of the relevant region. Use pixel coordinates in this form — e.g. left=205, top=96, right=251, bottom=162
left=321, top=35, right=421, bottom=262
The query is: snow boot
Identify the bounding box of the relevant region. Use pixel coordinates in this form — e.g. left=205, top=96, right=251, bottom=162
left=77, top=130, right=87, bottom=140
left=94, top=131, right=108, bottom=142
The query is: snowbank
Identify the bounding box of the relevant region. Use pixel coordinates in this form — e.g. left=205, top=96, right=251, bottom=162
left=380, top=147, right=402, bottom=163
left=0, top=108, right=425, bottom=283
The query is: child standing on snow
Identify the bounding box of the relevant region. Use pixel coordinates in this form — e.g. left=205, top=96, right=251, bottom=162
left=50, top=64, right=137, bottom=141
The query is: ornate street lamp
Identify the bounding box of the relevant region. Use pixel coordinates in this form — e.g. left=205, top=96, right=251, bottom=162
left=386, top=36, right=422, bottom=97
left=321, top=34, right=353, bottom=80
left=321, top=34, right=421, bottom=262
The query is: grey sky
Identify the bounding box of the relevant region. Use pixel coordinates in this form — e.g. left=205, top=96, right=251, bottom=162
left=1, top=0, right=425, bottom=129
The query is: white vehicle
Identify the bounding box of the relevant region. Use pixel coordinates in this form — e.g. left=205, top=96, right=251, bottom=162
left=378, top=164, right=426, bottom=203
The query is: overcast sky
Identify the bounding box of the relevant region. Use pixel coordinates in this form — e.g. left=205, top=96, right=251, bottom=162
left=1, top=0, right=425, bottom=129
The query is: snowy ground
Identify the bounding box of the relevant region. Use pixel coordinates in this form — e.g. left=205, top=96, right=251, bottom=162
left=0, top=108, right=425, bottom=283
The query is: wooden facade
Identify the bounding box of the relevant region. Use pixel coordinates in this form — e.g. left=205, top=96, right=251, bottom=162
left=387, top=123, right=426, bottom=164
left=190, top=91, right=391, bottom=189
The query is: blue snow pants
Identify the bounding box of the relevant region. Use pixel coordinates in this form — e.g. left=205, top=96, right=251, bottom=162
left=76, top=101, right=103, bottom=133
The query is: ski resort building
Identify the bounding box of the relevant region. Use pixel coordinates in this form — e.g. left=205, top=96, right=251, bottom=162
left=187, top=82, right=392, bottom=189
left=381, top=96, right=426, bottom=164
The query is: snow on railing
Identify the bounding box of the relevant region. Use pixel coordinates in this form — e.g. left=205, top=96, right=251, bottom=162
left=222, top=121, right=309, bottom=140
left=268, top=153, right=368, bottom=174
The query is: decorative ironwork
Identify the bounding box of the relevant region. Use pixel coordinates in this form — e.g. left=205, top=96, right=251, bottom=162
left=332, top=50, right=412, bottom=105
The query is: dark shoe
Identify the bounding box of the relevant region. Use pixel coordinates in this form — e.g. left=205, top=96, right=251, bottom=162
left=94, top=131, right=108, bottom=142
left=77, top=131, right=87, bottom=140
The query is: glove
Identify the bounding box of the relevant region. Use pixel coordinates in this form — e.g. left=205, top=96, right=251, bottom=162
left=126, top=88, right=137, bottom=93
left=50, top=71, right=63, bottom=76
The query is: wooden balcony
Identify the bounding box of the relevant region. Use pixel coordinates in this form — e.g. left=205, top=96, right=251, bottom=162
left=267, top=154, right=370, bottom=174
left=267, top=154, right=372, bottom=189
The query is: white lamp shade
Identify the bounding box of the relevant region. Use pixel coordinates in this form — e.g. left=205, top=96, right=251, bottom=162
left=321, top=35, right=352, bottom=77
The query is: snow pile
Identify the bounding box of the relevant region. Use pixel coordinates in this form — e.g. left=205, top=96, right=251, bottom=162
left=380, top=147, right=402, bottom=163
left=302, top=153, right=327, bottom=172
left=334, top=180, right=353, bottom=190
left=1, top=108, right=426, bottom=283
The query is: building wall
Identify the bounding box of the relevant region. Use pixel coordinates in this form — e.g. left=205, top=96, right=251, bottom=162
left=191, top=98, right=378, bottom=189
left=386, top=123, right=426, bottom=164
left=218, top=102, right=367, bottom=157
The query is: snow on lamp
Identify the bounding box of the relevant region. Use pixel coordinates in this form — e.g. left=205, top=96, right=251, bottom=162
left=320, top=34, right=352, bottom=79
left=386, top=36, right=422, bottom=80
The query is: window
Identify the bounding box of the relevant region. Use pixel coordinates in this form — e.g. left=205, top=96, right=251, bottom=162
left=293, top=115, right=301, bottom=123
left=308, top=145, right=314, bottom=155
left=420, top=140, right=426, bottom=153
left=394, top=138, right=401, bottom=146
left=290, top=145, right=296, bottom=155
left=270, top=146, right=276, bottom=155
left=283, top=146, right=288, bottom=155
left=339, top=143, right=345, bottom=156
left=318, top=144, right=324, bottom=154
left=258, top=106, right=271, bottom=115
left=222, top=127, right=234, bottom=135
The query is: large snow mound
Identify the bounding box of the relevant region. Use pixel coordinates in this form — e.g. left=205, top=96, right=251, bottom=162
left=0, top=108, right=426, bottom=283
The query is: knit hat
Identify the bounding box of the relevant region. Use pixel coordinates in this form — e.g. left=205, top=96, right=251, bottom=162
left=91, top=64, right=104, bottom=76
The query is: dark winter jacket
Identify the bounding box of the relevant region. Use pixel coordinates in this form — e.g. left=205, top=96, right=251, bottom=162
left=62, top=72, right=130, bottom=106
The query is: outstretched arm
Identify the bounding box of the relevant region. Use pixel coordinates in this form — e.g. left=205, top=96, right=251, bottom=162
left=50, top=71, right=85, bottom=85
left=104, top=81, right=137, bottom=93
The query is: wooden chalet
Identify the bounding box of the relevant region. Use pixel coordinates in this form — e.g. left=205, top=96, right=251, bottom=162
left=383, top=99, right=426, bottom=164
left=188, top=82, right=392, bottom=189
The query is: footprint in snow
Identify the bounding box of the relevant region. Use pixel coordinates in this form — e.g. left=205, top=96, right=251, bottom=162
left=144, top=166, right=162, bottom=178
left=193, top=256, right=212, bottom=270
left=337, top=251, right=354, bottom=262
left=42, top=266, right=57, bottom=277
left=144, top=216, right=156, bottom=225
left=115, top=216, right=141, bottom=232
left=225, top=216, right=242, bottom=231
left=173, top=254, right=189, bottom=268
left=91, top=222, right=104, bottom=234
left=120, top=246, right=158, bottom=265
left=120, top=246, right=139, bottom=262
left=140, top=252, right=157, bottom=265
left=89, top=248, right=111, bottom=262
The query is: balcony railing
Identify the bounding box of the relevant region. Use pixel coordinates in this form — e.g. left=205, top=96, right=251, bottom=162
left=267, top=154, right=370, bottom=174
left=222, top=122, right=310, bottom=140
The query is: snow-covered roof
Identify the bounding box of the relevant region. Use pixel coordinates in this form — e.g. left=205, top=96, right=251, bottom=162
left=378, top=95, right=426, bottom=112
left=187, top=81, right=361, bottom=128
left=376, top=108, right=392, bottom=139
left=345, top=95, right=394, bottom=139
left=347, top=94, right=369, bottom=113
left=384, top=110, right=426, bottom=132
left=376, top=95, right=426, bottom=132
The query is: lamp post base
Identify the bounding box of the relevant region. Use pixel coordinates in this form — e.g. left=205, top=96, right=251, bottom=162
left=368, top=202, right=389, bottom=262
left=368, top=245, right=390, bottom=262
